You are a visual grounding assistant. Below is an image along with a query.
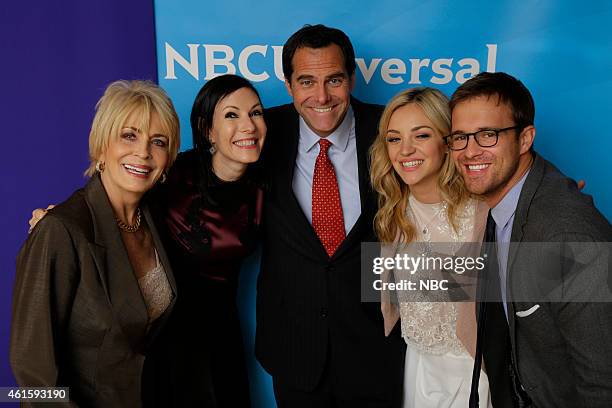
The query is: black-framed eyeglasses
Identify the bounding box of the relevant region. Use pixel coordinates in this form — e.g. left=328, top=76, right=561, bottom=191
left=444, top=126, right=521, bottom=151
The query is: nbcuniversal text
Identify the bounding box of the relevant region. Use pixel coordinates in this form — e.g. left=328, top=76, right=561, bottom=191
left=163, top=42, right=498, bottom=85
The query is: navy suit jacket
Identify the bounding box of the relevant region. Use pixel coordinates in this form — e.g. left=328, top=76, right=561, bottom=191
left=255, top=98, right=406, bottom=402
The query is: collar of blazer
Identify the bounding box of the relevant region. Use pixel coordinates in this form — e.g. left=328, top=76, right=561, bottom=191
left=510, top=152, right=544, bottom=244
left=350, top=96, right=381, bottom=220
left=505, top=152, right=543, bottom=295
left=84, top=174, right=176, bottom=350
left=506, top=152, right=543, bottom=339
left=336, top=97, right=382, bottom=256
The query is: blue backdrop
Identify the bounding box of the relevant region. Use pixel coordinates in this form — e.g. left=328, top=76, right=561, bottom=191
left=155, top=0, right=612, bottom=216
left=2, top=1, right=611, bottom=407
left=154, top=1, right=612, bottom=406
left=0, top=1, right=158, bottom=406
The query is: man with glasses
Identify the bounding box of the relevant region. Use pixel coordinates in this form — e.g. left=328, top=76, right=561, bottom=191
left=448, top=72, right=612, bottom=407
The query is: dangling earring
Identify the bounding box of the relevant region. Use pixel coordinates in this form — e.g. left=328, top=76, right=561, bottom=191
left=95, top=161, right=105, bottom=173
left=209, top=138, right=216, bottom=154
left=159, top=171, right=167, bottom=184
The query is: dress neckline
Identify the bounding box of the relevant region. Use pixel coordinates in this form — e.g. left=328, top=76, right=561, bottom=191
left=408, top=195, right=447, bottom=235
left=408, top=194, right=445, bottom=210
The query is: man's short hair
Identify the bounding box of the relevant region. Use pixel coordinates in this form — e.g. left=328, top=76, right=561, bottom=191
left=282, top=24, right=356, bottom=82
left=449, top=72, right=535, bottom=131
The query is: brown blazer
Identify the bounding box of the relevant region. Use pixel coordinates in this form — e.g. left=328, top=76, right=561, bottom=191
left=10, top=174, right=176, bottom=408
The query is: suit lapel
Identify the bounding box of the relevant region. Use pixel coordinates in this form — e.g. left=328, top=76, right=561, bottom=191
left=506, top=154, right=544, bottom=342
left=333, top=98, right=378, bottom=258
left=277, top=106, right=328, bottom=257
left=509, top=154, right=544, bottom=245
left=85, top=175, right=149, bottom=350
left=353, top=98, right=377, bottom=216
left=88, top=242, right=110, bottom=301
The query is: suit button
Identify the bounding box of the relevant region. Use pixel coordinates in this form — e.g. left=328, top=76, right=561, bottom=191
left=320, top=307, right=328, bottom=318
left=325, top=264, right=334, bottom=272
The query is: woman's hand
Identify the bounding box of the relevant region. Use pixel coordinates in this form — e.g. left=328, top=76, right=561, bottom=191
left=28, top=205, right=55, bottom=233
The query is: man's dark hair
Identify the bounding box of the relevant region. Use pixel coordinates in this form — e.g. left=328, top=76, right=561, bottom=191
left=282, top=24, right=356, bottom=82
left=450, top=72, right=535, bottom=131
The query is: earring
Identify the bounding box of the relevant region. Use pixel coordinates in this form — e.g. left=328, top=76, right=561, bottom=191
left=95, top=161, right=105, bottom=173
left=209, top=143, right=216, bottom=154
left=159, top=172, right=167, bottom=184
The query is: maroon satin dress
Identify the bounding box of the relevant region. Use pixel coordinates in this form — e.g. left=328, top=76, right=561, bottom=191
left=145, top=150, right=263, bottom=407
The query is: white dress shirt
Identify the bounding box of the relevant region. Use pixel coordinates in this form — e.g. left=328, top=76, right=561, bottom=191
left=291, top=106, right=361, bottom=236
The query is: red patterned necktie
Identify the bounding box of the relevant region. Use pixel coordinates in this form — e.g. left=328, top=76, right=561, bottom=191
left=312, top=138, right=346, bottom=257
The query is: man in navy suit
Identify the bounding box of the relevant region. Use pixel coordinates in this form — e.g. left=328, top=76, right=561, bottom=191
left=256, top=24, right=405, bottom=407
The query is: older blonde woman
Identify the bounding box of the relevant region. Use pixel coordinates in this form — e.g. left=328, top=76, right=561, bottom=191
left=370, top=87, right=491, bottom=407
left=24, top=74, right=268, bottom=407
left=10, top=80, right=180, bottom=407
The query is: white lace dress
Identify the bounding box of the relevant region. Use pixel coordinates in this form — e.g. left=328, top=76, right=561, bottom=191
left=400, top=196, right=491, bottom=408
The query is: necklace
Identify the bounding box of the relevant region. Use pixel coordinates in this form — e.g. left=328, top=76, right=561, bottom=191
left=116, top=208, right=141, bottom=233
left=408, top=197, right=446, bottom=235
left=407, top=196, right=448, bottom=256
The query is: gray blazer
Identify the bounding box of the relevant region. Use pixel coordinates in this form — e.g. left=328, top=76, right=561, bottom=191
left=10, top=174, right=176, bottom=407
left=492, top=153, right=612, bottom=407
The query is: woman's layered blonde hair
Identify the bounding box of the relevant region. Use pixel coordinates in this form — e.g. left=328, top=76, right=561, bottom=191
left=369, top=87, right=469, bottom=244
left=85, top=80, right=180, bottom=177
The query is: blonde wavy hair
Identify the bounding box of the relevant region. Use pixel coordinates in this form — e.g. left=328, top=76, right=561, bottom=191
left=370, top=87, right=469, bottom=244
left=85, top=80, right=180, bottom=177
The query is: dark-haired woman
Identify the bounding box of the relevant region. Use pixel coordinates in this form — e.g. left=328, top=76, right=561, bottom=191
left=144, top=74, right=266, bottom=407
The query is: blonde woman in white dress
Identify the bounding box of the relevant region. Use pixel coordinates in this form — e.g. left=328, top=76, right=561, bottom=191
left=370, top=87, right=492, bottom=408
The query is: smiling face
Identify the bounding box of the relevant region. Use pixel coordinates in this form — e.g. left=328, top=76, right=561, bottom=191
left=451, top=95, right=534, bottom=206
left=99, top=109, right=169, bottom=202
left=209, top=87, right=266, bottom=173
left=285, top=44, right=354, bottom=137
left=385, top=103, right=446, bottom=201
